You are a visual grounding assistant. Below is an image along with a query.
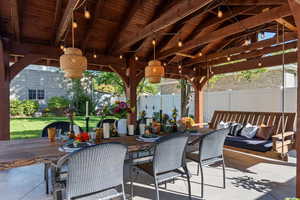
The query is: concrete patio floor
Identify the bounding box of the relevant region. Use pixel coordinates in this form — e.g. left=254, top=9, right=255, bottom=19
left=0, top=150, right=296, bottom=200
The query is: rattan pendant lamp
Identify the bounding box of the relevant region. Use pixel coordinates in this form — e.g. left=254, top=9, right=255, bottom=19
left=60, top=7, right=87, bottom=79
left=145, top=38, right=165, bottom=83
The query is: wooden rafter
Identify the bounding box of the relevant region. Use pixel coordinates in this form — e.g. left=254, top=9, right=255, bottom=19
left=225, top=0, right=287, bottom=6
left=113, top=0, right=214, bottom=53
left=9, top=0, right=20, bottom=42
left=81, top=0, right=105, bottom=51
left=55, top=0, right=78, bottom=45
left=276, top=18, right=297, bottom=31
left=212, top=51, right=297, bottom=74
left=107, top=0, right=145, bottom=54
left=159, top=4, right=292, bottom=59
left=184, top=31, right=297, bottom=67
left=51, top=0, right=63, bottom=44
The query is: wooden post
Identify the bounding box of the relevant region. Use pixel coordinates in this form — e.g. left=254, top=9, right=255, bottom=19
left=0, top=39, right=10, bottom=140
left=194, top=87, right=204, bottom=125
left=288, top=0, right=300, bottom=197
left=125, top=59, right=142, bottom=125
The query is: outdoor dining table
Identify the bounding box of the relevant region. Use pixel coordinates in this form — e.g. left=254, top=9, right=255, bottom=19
left=0, top=128, right=213, bottom=171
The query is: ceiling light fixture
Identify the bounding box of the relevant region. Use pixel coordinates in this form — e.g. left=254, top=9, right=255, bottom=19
left=217, top=8, right=223, bottom=18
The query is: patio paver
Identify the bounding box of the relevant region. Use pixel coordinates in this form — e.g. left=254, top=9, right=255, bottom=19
left=0, top=150, right=295, bottom=200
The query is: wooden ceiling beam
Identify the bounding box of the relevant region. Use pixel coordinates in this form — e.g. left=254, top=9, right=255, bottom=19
left=51, top=0, right=63, bottom=44
left=183, top=31, right=297, bottom=67
left=107, top=0, right=145, bottom=54
left=276, top=18, right=298, bottom=31
left=207, top=41, right=297, bottom=66
left=10, top=0, right=21, bottom=42
left=213, top=51, right=297, bottom=74
left=225, top=0, right=287, bottom=6
left=55, top=0, right=78, bottom=45
left=81, top=0, right=105, bottom=51
left=159, top=4, right=292, bottom=59
left=113, top=0, right=214, bottom=53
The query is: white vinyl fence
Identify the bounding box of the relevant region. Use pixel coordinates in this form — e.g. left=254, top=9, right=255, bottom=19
left=133, top=87, right=297, bottom=122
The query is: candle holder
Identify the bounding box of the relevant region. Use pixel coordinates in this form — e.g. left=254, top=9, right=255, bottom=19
left=85, top=116, right=90, bottom=132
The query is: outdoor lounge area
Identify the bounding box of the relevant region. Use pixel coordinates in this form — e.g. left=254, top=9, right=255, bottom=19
left=1, top=0, right=300, bottom=200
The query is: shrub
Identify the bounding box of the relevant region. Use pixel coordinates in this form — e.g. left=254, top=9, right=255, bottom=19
left=48, top=96, right=70, bottom=114
left=10, top=99, right=23, bottom=116
left=22, top=100, right=39, bottom=116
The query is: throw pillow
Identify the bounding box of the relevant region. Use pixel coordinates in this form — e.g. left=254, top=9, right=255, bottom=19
left=230, top=123, right=244, bottom=136
left=256, top=125, right=273, bottom=140
left=217, top=121, right=230, bottom=130
left=240, top=123, right=259, bottom=139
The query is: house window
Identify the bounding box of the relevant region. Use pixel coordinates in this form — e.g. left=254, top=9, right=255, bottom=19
left=28, top=89, right=37, bottom=100
left=37, top=90, right=45, bottom=100
left=28, top=89, right=45, bottom=100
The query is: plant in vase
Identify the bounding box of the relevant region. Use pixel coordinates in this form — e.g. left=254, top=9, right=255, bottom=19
left=103, top=101, right=132, bottom=135
left=64, top=107, right=76, bottom=139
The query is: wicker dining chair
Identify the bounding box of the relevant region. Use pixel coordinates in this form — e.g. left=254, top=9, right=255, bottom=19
left=134, top=133, right=191, bottom=200
left=52, top=143, right=128, bottom=200
left=186, top=128, right=230, bottom=199
left=41, top=121, right=83, bottom=194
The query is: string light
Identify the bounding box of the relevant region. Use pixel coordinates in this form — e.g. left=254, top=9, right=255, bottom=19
left=152, top=39, right=156, bottom=46
left=227, top=56, right=231, bottom=61
left=217, top=8, right=223, bottom=18
left=198, top=52, right=203, bottom=57
left=72, top=21, right=78, bottom=29
left=178, top=39, right=183, bottom=47
left=119, top=54, right=123, bottom=59
left=93, top=53, right=97, bottom=58
left=84, top=7, right=91, bottom=19
left=60, top=44, right=64, bottom=50
left=163, top=62, right=167, bottom=66
left=135, top=55, right=139, bottom=61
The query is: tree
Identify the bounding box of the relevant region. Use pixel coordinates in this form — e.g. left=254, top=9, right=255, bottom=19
left=94, top=72, right=159, bottom=96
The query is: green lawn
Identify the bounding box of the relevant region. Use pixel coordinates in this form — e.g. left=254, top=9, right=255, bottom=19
left=10, top=116, right=101, bottom=139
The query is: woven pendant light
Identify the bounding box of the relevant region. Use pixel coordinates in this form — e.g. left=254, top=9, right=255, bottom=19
left=60, top=48, right=87, bottom=79
left=60, top=11, right=87, bottom=79
left=145, top=60, right=165, bottom=83
left=145, top=38, right=165, bottom=83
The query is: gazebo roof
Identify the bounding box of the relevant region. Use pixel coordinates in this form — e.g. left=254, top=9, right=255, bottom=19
left=0, top=0, right=297, bottom=80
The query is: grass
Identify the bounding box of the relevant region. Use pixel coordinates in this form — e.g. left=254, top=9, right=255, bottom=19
left=10, top=116, right=102, bottom=140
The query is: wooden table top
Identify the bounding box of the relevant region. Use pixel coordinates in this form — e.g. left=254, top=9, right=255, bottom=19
left=0, top=128, right=213, bottom=170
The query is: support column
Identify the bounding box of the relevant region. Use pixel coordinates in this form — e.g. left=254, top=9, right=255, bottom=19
left=194, top=87, right=204, bottom=125
left=288, top=0, right=300, bottom=197
left=0, top=39, right=10, bottom=140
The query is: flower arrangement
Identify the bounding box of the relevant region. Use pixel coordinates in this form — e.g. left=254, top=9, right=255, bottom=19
left=103, top=101, right=132, bottom=119
left=75, top=132, right=90, bottom=142
left=179, top=117, right=195, bottom=129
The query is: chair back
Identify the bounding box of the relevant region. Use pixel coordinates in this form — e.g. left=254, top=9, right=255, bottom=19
left=153, top=133, right=189, bottom=174
left=66, top=143, right=127, bottom=199
left=41, top=121, right=83, bottom=137
left=96, top=118, right=117, bottom=128
left=199, top=128, right=230, bottom=161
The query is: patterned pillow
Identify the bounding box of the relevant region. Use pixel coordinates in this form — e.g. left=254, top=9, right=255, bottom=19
left=230, top=123, right=244, bottom=136
left=217, top=121, right=230, bottom=129
left=256, top=125, right=273, bottom=140
left=240, top=123, right=259, bottom=139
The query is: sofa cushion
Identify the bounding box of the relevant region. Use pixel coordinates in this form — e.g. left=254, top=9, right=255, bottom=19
left=217, top=121, right=231, bottom=129
left=225, top=135, right=272, bottom=152
left=230, top=123, right=244, bottom=136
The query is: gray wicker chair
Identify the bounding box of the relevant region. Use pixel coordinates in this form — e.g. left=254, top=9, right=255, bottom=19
left=186, top=128, right=230, bottom=199
left=134, top=133, right=191, bottom=200
left=52, top=143, right=127, bottom=200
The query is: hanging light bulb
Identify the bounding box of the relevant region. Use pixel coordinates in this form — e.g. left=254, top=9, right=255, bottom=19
left=84, top=7, right=91, bottom=19
left=258, top=61, right=262, bottom=67
left=193, top=67, right=196, bottom=71
left=152, top=39, right=156, bottom=46
left=191, top=77, right=195, bottom=82
left=135, top=55, right=139, bottom=61
left=72, top=21, right=78, bottom=29
left=60, top=44, right=64, bottom=50
left=163, top=62, right=167, bottom=67
left=179, top=69, right=182, bottom=74
left=178, top=64, right=182, bottom=69
left=198, top=52, right=203, bottom=57
left=119, top=54, right=123, bottom=59
left=218, top=8, right=223, bottom=18
left=93, top=53, right=97, bottom=59
left=227, top=56, right=231, bottom=61
left=178, top=39, right=183, bottom=47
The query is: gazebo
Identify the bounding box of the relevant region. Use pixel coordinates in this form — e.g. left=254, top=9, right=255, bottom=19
left=1, top=0, right=300, bottom=197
